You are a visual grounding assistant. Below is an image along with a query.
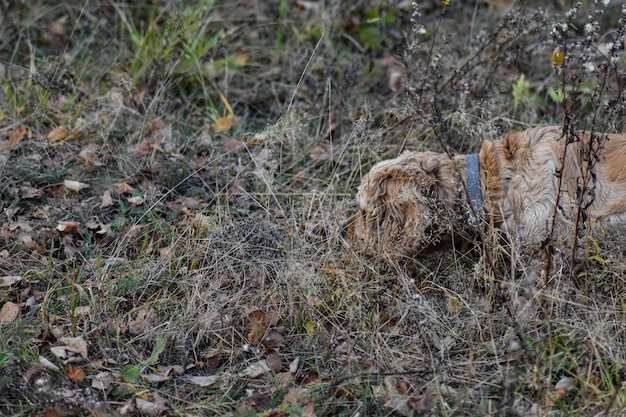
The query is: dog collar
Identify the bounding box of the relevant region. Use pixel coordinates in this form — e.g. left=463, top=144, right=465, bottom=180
left=466, top=153, right=483, bottom=213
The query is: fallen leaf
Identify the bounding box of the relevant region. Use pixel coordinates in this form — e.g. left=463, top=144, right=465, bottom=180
left=143, top=371, right=171, bottom=383
left=63, top=180, right=90, bottom=192
left=213, top=115, right=233, bottom=132
left=41, top=409, right=62, bottom=417
left=73, top=306, right=92, bottom=318
left=242, top=360, right=271, bottom=378
left=384, top=395, right=411, bottom=417
left=158, top=247, right=172, bottom=258
left=115, top=182, right=135, bottom=194
left=409, top=391, right=434, bottom=412
left=129, top=308, right=158, bottom=335
left=62, top=366, right=85, bottom=383
left=58, top=336, right=88, bottom=358
left=248, top=309, right=268, bottom=346
left=100, top=190, right=113, bottom=208
left=265, top=353, right=283, bottom=373
left=186, top=375, right=219, bottom=387
left=126, top=195, right=144, bottom=205
left=39, top=356, right=60, bottom=371
left=20, top=235, right=44, bottom=252
left=262, top=329, right=285, bottom=350
left=10, top=126, right=26, bottom=145
left=56, top=221, right=80, bottom=232
left=91, top=371, right=116, bottom=391
left=0, top=276, right=21, bottom=287
left=293, top=0, right=320, bottom=11
left=135, top=397, right=167, bottom=415
left=547, top=376, right=574, bottom=406
left=51, top=15, right=67, bottom=37
left=288, top=357, right=299, bottom=374
left=47, top=126, right=68, bottom=142
left=0, top=301, right=19, bottom=324
left=280, top=387, right=315, bottom=417
left=79, top=147, right=104, bottom=168
left=232, top=49, right=248, bottom=66
left=220, top=137, right=243, bottom=152
left=19, top=186, right=44, bottom=199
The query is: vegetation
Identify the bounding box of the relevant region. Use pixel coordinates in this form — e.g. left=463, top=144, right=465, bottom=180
left=1, top=0, right=625, bottom=415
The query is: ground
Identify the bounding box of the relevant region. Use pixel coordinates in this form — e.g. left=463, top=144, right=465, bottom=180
left=1, top=0, right=626, bottom=416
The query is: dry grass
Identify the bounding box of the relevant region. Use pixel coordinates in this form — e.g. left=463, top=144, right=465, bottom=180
left=1, top=0, right=626, bottom=416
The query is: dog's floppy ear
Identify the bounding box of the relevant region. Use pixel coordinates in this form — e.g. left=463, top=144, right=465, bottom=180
left=348, top=152, right=442, bottom=255
left=359, top=151, right=440, bottom=210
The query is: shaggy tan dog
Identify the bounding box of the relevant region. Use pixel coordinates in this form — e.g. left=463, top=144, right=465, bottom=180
left=347, top=126, right=626, bottom=276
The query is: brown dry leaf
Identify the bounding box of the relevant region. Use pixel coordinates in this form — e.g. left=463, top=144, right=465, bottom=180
left=384, top=376, right=399, bottom=396
left=384, top=396, right=411, bottom=417
left=135, top=397, right=167, bottom=415
left=56, top=221, right=80, bottom=232
left=126, top=195, right=144, bottom=205
left=262, top=329, right=285, bottom=350
left=289, top=357, right=299, bottom=374
left=115, top=182, right=135, bottom=194
left=20, top=234, right=44, bottom=252
left=547, top=376, right=573, bottom=406
left=232, top=49, right=248, bottom=66
left=280, top=387, right=316, bottom=417
left=129, top=308, right=158, bottom=335
left=266, top=309, right=280, bottom=326
left=149, top=119, right=166, bottom=133
left=51, top=15, right=67, bottom=37
left=63, top=179, right=90, bottom=192
left=79, top=147, right=104, bottom=169
left=58, top=336, right=88, bottom=359
left=0, top=301, right=20, bottom=324
left=128, top=140, right=150, bottom=158
left=265, top=353, right=283, bottom=373
left=0, top=276, right=21, bottom=287
left=186, top=375, right=219, bottom=387
left=143, top=371, right=171, bottom=383
left=47, top=126, right=68, bottom=142
left=62, top=366, right=85, bottom=383
left=248, top=309, right=268, bottom=346
left=85, top=218, right=102, bottom=230
left=132, top=87, right=146, bottom=107
left=220, top=137, right=243, bottom=152
left=41, top=409, right=62, bottom=417
left=213, top=115, right=233, bottom=132
left=396, top=379, right=410, bottom=395
left=9, top=126, right=26, bottom=145
left=100, top=190, right=113, bottom=208
left=91, top=371, right=116, bottom=391
left=39, top=356, right=60, bottom=372
left=293, top=0, right=320, bottom=11
left=242, top=360, right=271, bottom=378
left=409, top=391, right=434, bottom=412
left=19, top=185, right=44, bottom=199
left=301, top=371, right=319, bottom=386
left=136, top=139, right=151, bottom=151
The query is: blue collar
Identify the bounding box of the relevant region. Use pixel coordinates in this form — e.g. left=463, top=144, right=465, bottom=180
left=465, top=153, right=483, bottom=213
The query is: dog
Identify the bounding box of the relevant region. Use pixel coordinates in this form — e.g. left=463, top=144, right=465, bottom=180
left=346, top=126, right=626, bottom=279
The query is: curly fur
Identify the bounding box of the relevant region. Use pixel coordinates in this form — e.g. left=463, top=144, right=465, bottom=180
left=347, top=126, right=626, bottom=276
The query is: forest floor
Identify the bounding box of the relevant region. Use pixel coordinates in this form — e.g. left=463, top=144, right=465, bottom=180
left=1, top=0, right=626, bottom=416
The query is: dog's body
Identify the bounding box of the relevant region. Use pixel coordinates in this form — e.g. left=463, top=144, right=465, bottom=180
left=347, top=126, right=626, bottom=276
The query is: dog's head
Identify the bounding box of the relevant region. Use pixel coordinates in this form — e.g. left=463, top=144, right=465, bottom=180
left=346, top=151, right=455, bottom=259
